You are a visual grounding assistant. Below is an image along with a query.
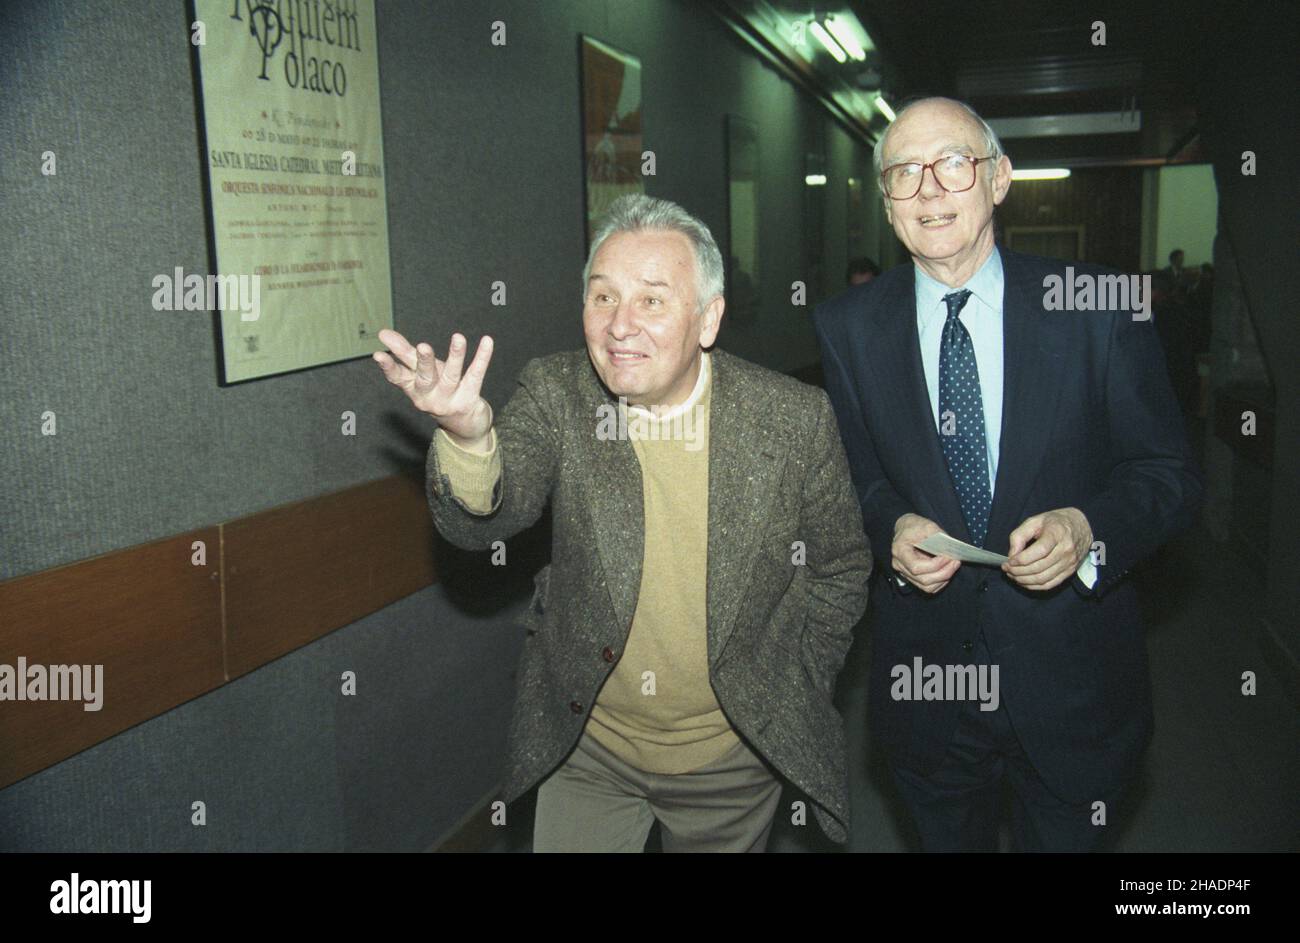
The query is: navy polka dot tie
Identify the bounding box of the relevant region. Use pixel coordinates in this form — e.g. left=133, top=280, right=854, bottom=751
left=938, top=289, right=991, bottom=547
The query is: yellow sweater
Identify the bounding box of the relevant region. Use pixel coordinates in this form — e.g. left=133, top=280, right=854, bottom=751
left=433, top=352, right=737, bottom=775
left=584, top=354, right=738, bottom=773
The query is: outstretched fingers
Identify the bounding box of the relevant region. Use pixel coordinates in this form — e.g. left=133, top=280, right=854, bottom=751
left=413, top=342, right=441, bottom=386
left=375, top=329, right=425, bottom=382
left=439, top=333, right=469, bottom=387
left=376, top=328, right=416, bottom=367
left=458, top=335, right=495, bottom=398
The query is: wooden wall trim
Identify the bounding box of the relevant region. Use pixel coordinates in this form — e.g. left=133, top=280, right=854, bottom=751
left=0, top=474, right=438, bottom=790
left=223, top=475, right=438, bottom=678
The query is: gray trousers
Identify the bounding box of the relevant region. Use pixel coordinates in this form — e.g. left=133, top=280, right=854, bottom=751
left=533, top=731, right=783, bottom=852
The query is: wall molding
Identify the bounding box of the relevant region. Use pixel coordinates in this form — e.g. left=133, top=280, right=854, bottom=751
left=0, top=474, right=438, bottom=790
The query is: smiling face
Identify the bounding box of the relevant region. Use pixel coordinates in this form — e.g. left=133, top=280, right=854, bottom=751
left=582, top=229, right=723, bottom=408
left=881, top=100, right=1012, bottom=286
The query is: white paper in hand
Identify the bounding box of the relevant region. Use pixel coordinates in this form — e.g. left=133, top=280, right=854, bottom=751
left=916, top=532, right=1008, bottom=566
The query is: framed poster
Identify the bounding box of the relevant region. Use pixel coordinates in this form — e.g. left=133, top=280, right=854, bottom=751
left=193, top=0, right=394, bottom=384
left=580, top=36, right=643, bottom=248
left=725, top=115, right=759, bottom=324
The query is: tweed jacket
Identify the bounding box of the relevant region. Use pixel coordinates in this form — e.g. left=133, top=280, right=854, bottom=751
left=425, top=346, right=871, bottom=842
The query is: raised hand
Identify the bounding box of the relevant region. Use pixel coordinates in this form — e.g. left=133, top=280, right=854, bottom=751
left=374, top=328, right=495, bottom=451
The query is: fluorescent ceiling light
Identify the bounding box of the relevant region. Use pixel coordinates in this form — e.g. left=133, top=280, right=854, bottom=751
left=824, top=17, right=866, bottom=61
left=874, top=94, right=895, bottom=121
left=1011, top=168, right=1071, bottom=180
left=805, top=174, right=828, bottom=186
left=808, top=21, right=847, bottom=63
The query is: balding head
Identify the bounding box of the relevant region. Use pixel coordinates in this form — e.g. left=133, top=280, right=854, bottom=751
left=875, top=97, right=1013, bottom=286
left=873, top=97, right=1004, bottom=188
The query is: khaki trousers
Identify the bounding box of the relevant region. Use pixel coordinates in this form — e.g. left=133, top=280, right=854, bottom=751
left=533, top=731, right=783, bottom=852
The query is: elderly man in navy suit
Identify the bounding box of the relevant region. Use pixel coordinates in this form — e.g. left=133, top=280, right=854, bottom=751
left=814, top=97, right=1201, bottom=851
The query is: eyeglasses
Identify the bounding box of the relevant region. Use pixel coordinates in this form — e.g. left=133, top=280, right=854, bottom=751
left=881, top=154, right=994, bottom=200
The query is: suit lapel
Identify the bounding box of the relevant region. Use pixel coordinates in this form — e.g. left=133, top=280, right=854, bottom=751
left=986, top=249, right=1065, bottom=549
left=706, top=351, right=784, bottom=665
left=576, top=350, right=786, bottom=657
left=866, top=265, right=972, bottom=543
left=578, top=362, right=645, bottom=635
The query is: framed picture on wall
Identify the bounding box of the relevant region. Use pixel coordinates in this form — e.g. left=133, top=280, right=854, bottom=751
left=580, top=36, right=643, bottom=249
left=725, top=115, right=760, bottom=324
left=193, top=0, right=394, bottom=385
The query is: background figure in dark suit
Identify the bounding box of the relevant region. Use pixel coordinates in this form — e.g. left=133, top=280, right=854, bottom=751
left=1153, top=266, right=1201, bottom=415
left=814, top=98, right=1202, bottom=852
left=1164, top=248, right=1186, bottom=287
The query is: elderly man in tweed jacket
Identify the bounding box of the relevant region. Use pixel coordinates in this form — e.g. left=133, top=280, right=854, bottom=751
left=376, top=195, right=870, bottom=852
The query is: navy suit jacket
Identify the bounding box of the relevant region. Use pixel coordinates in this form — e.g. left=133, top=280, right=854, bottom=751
left=813, top=246, right=1202, bottom=804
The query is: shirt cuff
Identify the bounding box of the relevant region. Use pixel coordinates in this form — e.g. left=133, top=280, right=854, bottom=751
left=1076, top=554, right=1099, bottom=589
left=434, top=427, right=501, bottom=513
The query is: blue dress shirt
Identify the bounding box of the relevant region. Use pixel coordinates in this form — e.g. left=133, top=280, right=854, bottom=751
left=915, top=248, right=1004, bottom=495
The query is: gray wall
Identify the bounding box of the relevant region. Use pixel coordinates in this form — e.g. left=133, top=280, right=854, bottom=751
left=0, top=0, right=876, bottom=850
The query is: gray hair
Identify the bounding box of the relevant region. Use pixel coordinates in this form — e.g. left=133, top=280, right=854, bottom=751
left=872, top=97, right=1005, bottom=195
left=581, top=194, right=725, bottom=312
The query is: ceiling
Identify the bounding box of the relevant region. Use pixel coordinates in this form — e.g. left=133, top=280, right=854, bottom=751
left=714, top=0, right=1221, bottom=167
left=851, top=0, right=1219, bottom=166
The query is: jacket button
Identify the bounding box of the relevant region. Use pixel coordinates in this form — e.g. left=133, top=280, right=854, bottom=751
left=977, top=580, right=989, bottom=593
left=602, top=646, right=616, bottom=663
left=962, top=640, right=973, bottom=653
left=569, top=701, right=584, bottom=714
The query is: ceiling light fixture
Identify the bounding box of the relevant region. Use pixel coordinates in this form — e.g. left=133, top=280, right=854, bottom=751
left=1011, top=168, right=1071, bottom=180
left=809, top=21, right=847, bottom=63
left=824, top=17, right=866, bottom=61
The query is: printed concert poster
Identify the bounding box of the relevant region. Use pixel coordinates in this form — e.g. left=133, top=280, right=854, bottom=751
left=580, top=36, right=643, bottom=249
left=195, top=0, right=393, bottom=383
